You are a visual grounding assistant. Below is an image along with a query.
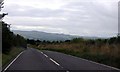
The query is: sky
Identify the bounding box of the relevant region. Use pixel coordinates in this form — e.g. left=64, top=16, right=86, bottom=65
left=2, top=0, right=119, bottom=37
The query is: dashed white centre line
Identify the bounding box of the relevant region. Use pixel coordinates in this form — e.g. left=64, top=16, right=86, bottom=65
left=40, top=51, right=43, bottom=54
left=39, top=51, right=60, bottom=66
left=66, top=71, right=69, bottom=72
left=35, top=50, right=70, bottom=72
left=43, top=54, right=48, bottom=57
left=49, top=58, right=60, bottom=66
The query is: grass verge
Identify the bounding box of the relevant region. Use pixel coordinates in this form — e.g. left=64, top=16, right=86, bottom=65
left=2, top=47, right=24, bottom=67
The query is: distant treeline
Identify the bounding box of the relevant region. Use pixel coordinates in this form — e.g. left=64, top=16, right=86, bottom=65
left=2, top=21, right=27, bottom=54
left=27, top=36, right=120, bottom=45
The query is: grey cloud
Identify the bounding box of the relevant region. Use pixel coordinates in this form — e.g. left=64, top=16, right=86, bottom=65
left=3, top=0, right=118, bottom=37
left=3, top=4, right=66, bottom=17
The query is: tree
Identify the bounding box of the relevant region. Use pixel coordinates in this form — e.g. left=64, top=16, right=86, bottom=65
left=116, top=36, right=120, bottom=43
left=27, top=39, right=36, bottom=45
left=71, top=38, right=84, bottom=43
left=0, top=0, right=4, bottom=11
left=0, top=0, right=8, bottom=20
left=2, top=22, right=27, bottom=54
left=1, top=1, right=27, bottom=54
left=108, top=37, right=117, bottom=44
left=2, top=22, right=13, bottom=53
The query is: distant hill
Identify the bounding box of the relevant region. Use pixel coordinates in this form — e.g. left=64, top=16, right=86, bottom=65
left=13, top=30, right=100, bottom=41
left=13, top=30, right=77, bottom=41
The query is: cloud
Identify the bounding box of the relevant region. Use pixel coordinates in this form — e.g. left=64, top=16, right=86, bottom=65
left=2, top=0, right=119, bottom=37
left=4, top=0, right=68, bottom=10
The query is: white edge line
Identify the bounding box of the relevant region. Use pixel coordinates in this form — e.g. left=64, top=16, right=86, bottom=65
left=67, top=54, right=120, bottom=71
left=3, top=51, right=24, bottom=71
left=49, top=58, right=60, bottom=66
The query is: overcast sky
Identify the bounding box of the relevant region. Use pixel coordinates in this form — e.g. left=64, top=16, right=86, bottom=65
left=2, top=0, right=119, bottom=37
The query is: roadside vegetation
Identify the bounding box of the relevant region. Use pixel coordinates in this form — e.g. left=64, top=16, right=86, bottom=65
left=1, top=1, right=27, bottom=67
left=2, top=21, right=27, bottom=67
left=27, top=37, right=120, bottom=69
left=2, top=47, right=24, bottom=66
left=2, top=21, right=27, bottom=54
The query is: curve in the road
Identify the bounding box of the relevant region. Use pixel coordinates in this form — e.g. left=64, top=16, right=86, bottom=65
left=2, top=48, right=120, bottom=72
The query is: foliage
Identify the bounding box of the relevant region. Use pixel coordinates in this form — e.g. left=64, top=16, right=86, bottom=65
left=2, top=47, right=24, bottom=67
left=29, top=36, right=120, bottom=68
left=2, top=21, right=27, bottom=54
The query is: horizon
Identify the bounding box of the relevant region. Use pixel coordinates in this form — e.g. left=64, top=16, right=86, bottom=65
left=12, top=30, right=117, bottom=38
left=2, top=0, right=119, bottom=37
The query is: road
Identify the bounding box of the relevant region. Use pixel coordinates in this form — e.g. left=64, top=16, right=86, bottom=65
left=3, top=48, right=120, bottom=72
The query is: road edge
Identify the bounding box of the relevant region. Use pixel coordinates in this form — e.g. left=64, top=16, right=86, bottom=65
left=42, top=50, right=120, bottom=71
left=2, top=50, right=24, bottom=72
left=68, top=54, right=120, bottom=71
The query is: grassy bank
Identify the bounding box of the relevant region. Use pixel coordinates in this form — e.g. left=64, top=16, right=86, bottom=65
left=2, top=47, right=24, bottom=67
left=37, top=42, right=120, bottom=69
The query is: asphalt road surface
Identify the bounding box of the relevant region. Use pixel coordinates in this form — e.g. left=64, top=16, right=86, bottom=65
left=3, top=48, right=120, bottom=72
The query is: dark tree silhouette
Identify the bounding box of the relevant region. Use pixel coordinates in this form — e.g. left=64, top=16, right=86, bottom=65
left=2, top=22, right=27, bottom=54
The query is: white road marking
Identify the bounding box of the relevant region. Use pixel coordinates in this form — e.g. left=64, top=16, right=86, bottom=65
left=40, top=51, right=43, bottom=54
left=49, top=58, right=60, bottom=66
left=66, top=71, right=69, bottom=72
left=37, top=50, right=69, bottom=71
left=38, top=50, right=60, bottom=66
left=43, top=54, right=48, bottom=57
left=3, top=51, right=24, bottom=72
left=38, top=51, right=48, bottom=57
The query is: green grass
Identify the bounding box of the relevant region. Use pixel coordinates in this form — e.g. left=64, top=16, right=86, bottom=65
left=2, top=47, right=24, bottom=67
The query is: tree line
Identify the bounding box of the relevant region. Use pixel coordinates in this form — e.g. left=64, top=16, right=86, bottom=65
left=1, top=1, right=27, bottom=54
left=2, top=21, right=27, bottom=54
left=27, top=36, right=120, bottom=46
